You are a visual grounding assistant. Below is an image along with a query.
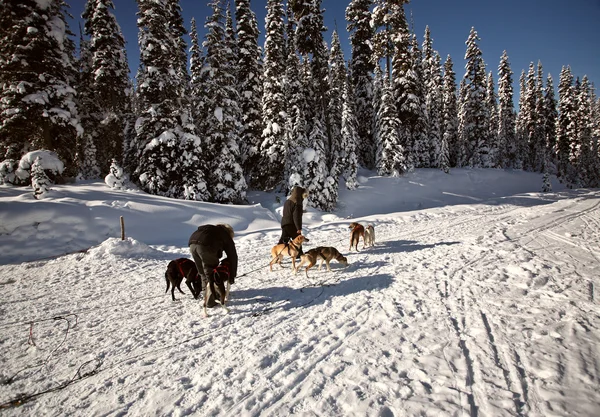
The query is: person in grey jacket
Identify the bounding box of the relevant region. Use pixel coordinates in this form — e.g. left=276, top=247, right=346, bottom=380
left=188, top=224, right=238, bottom=307
left=278, top=186, right=308, bottom=252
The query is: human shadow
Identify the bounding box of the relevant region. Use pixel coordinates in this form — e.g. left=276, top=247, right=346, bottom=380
left=230, top=272, right=394, bottom=313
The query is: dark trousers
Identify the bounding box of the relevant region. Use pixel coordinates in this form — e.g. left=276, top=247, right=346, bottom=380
left=189, top=243, right=219, bottom=307
left=278, top=225, right=303, bottom=255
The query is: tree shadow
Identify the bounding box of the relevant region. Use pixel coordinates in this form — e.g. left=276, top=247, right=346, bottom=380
left=347, top=239, right=461, bottom=257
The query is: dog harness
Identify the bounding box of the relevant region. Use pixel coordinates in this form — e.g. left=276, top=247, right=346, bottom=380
left=213, top=263, right=230, bottom=281
left=176, top=258, right=199, bottom=282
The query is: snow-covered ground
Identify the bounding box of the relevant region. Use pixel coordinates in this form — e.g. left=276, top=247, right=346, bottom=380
left=1, top=169, right=599, bottom=416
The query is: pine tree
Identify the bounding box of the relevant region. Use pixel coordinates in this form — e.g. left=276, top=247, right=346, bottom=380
left=346, top=0, right=375, bottom=169
left=485, top=72, right=498, bottom=167
left=341, top=76, right=359, bottom=189
left=132, top=0, right=208, bottom=200
left=201, top=0, right=246, bottom=203
left=457, top=78, right=468, bottom=167
left=235, top=0, right=263, bottom=187
left=81, top=0, right=131, bottom=177
left=543, top=74, right=558, bottom=164
left=0, top=0, right=81, bottom=179
left=105, top=158, right=126, bottom=189
left=556, top=66, right=576, bottom=182
left=31, top=157, right=51, bottom=199
left=305, top=115, right=336, bottom=211
left=283, top=18, right=309, bottom=192
left=461, top=27, right=488, bottom=167
left=442, top=55, right=459, bottom=168
left=422, top=28, right=443, bottom=169
left=327, top=30, right=345, bottom=180
left=259, top=0, right=287, bottom=190
left=401, top=34, right=427, bottom=168
left=541, top=171, right=552, bottom=192
left=523, top=62, right=544, bottom=172
left=376, top=75, right=406, bottom=176
left=514, top=70, right=527, bottom=169
left=497, top=50, right=515, bottom=168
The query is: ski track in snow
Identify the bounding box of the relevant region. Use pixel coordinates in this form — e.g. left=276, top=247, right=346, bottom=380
left=1, top=193, right=600, bottom=416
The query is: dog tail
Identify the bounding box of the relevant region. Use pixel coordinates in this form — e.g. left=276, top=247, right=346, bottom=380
left=165, top=271, right=170, bottom=293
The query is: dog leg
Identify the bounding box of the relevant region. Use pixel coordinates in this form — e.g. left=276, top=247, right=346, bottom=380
left=325, top=259, right=332, bottom=272
left=225, top=281, right=231, bottom=302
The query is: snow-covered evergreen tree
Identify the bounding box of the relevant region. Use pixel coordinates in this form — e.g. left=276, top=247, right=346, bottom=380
left=523, top=62, right=544, bottom=172
left=346, top=0, right=375, bottom=169
left=543, top=74, right=558, bottom=164
left=422, top=27, right=443, bottom=169
left=0, top=0, right=82, bottom=179
left=235, top=0, right=263, bottom=187
left=327, top=30, right=346, bottom=179
left=340, top=76, right=359, bottom=189
left=131, top=0, right=208, bottom=200
left=457, top=78, right=468, bottom=167
left=541, top=171, right=552, bottom=192
left=556, top=66, right=576, bottom=183
left=259, top=0, right=287, bottom=190
left=201, top=0, right=246, bottom=203
left=514, top=70, right=528, bottom=170
left=497, top=50, right=516, bottom=169
left=485, top=71, right=498, bottom=167
left=31, top=157, right=51, bottom=199
left=81, top=0, right=131, bottom=177
left=376, top=75, right=406, bottom=176
left=105, top=158, right=126, bottom=189
left=461, top=27, right=488, bottom=168
left=442, top=55, right=459, bottom=168
left=283, top=19, right=309, bottom=192
left=305, top=115, right=337, bottom=211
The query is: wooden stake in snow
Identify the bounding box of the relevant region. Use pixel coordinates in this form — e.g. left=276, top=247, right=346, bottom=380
left=120, top=216, right=125, bottom=240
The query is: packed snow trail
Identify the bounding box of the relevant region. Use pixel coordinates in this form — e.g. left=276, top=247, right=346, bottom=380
left=1, top=191, right=599, bottom=416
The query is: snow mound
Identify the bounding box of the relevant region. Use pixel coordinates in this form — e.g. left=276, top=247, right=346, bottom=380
left=86, top=237, right=161, bottom=259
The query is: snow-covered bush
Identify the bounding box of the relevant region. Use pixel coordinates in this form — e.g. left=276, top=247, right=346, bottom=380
left=31, top=157, right=51, bottom=199
left=14, top=150, right=65, bottom=185
left=105, top=159, right=127, bottom=189
left=0, top=159, right=17, bottom=185
left=542, top=172, right=552, bottom=192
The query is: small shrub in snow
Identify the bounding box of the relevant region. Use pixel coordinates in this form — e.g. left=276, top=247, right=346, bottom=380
left=15, top=150, right=65, bottom=185
left=542, top=172, right=552, bottom=192
left=105, top=159, right=126, bottom=189
left=0, top=159, right=18, bottom=185
left=31, top=157, right=51, bottom=199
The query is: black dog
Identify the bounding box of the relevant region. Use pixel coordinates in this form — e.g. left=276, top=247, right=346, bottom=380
left=165, top=258, right=201, bottom=301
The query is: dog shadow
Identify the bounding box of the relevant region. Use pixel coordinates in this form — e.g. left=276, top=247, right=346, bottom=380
left=231, top=272, right=394, bottom=312
left=356, top=239, right=460, bottom=255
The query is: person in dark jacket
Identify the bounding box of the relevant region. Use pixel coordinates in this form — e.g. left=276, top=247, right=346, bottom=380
left=278, top=186, right=308, bottom=252
left=188, top=224, right=238, bottom=308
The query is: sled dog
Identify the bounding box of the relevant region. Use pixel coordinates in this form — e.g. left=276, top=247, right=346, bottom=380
left=364, top=224, right=375, bottom=248
left=295, top=246, right=348, bottom=277
left=348, top=222, right=365, bottom=251
left=269, top=235, right=309, bottom=272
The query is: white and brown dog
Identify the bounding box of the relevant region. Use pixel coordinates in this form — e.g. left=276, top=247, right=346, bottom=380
left=364, top=224, right=375, bottom=248
left=295, top=246, right=348, bottom=277
left=269, top=234, right=309, bottom=272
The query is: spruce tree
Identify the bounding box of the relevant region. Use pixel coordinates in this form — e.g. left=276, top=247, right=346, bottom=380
left=305, top=115, right=336, bottom=211
left=461, top=27, right=488, bottom=167
left=485, top=72, right=499, bottom=167
left=376, top=75, right=406, bottom=176
left=132, top=0, right=208, bottom=200
left=259, top=0, right=287, bottom=190
left=422, top=30, right=443, bottom=169
left=81, top=0, right=131, bottom=177
left=346, top=0, right=375, bottom=169
left=0, top=0, right=81, bottom=179
left=556, top=66, right=576, bottom=182
left=497, top=51, right=516, bottom=168
left=514, top=70, right=528, bottom=170
left=201, top=0, right=246, bottom=203
left=235, top=0, right=263, bottom=187
left=327, top=30, right=345, bottom=180
left=442, top=55, right=459, bottom=168
left=341, top=76, right=359, bottom=189
left=543, top=74, right=558, bottom=164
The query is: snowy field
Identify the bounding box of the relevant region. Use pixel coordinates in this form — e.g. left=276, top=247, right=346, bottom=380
left=0, top=169, right=599, bottom=416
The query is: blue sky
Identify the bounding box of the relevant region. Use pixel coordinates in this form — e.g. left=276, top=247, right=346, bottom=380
left=68, top=0, right=600, bottom=99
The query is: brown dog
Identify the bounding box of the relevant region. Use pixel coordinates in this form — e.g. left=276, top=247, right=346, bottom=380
left=295, top=246, right=348, bottom=277
left=165, top=258, right=201, bottom=301
left=349, top=222, right=365, bottom=251
left=269, top=234, right=309, bottom=272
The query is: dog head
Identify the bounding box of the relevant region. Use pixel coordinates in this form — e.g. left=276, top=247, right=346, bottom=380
left=293, top=234, right=309, bottom=245
left=336, top=254, right=349, bottom=266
